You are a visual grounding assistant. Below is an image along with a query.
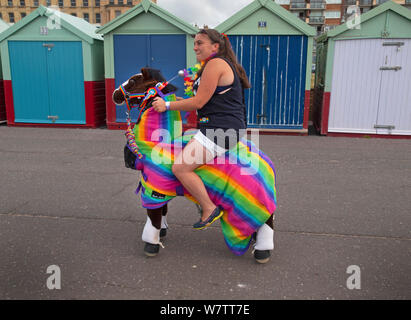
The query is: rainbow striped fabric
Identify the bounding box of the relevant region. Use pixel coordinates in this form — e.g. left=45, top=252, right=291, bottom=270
left=132, top=102, right=277, bottom=256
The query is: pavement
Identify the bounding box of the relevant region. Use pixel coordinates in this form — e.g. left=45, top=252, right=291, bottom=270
left=0, top=124, right=410, bottom=300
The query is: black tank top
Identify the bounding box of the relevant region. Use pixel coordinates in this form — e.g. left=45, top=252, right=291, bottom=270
left=193, top=57, right=247, bottom=132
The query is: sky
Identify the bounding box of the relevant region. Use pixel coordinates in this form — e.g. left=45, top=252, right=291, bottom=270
left=156, top=0, right=256, bottom=28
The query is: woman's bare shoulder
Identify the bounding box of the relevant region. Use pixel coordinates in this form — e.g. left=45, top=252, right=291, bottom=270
left=203, top=57, right=231, bottom=75
left=206, top=57, right=229, bottom=67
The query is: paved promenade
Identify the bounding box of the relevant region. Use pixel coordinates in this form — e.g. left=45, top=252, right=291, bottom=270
left=0, top=125, right=410, bottom=299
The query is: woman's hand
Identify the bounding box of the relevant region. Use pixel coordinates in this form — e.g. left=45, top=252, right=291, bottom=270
left=152, top=97, right=166, bottom=113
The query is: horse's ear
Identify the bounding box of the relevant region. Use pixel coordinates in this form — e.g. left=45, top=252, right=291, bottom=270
left=141, top=68, right=153, bottom=81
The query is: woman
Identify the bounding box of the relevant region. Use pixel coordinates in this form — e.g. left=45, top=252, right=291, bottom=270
left=152, top=28, right=251, bottom=230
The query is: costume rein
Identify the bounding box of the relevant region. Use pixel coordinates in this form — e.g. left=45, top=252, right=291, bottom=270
left=120, top=81, right=168, bottom=124
left=121, top=81, right=168, bottom=160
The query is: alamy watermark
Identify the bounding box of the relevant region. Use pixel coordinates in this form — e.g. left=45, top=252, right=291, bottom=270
left=346, top=265, right=361, bottom=290
left=46, top=265, right=61, bottom=290
left=149, top=126, right=261, bottom=176
left=46, top=6, right=62, bottom=31
left=346, top=6, right=361, bottom=30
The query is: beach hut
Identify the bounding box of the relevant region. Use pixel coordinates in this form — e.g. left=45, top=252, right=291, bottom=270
left=216, top=0, right=316, bottom=133
left=0, top=18, right=10, bottom=123
left=313, top=1, right=411, bottom=137
left=97, top=0, right=198, bottom=130
left=0, top=6, right=105, bottom=128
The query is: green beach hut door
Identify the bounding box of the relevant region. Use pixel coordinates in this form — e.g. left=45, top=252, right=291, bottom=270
left=9, top=41, right=86, bottom=124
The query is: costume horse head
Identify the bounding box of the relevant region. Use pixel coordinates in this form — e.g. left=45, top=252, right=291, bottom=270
left=113, top=68, right=277, bottom=263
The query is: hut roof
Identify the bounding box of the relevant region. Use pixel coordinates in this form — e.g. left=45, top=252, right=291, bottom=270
left=97, top=0, right=198, bottom=35
left=0, top=5, right=102, bottom=44
left=216, top=0, right=315, bottom=36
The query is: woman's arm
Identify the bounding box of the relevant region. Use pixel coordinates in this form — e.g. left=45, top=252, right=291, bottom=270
left=152, top=58, right=227, bottom=112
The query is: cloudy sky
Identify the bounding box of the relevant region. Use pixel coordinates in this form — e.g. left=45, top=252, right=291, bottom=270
left=156, top=0, right=255, bottom=28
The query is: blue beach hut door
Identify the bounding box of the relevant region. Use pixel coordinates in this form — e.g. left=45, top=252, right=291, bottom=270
left=9, top=41, right=86, bottom=124
left=113, top=34, right=186, bottom=123
left=230, top=35, right=307, bottom=129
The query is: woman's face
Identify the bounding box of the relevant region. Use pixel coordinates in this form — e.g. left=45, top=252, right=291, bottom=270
left=193, top=33, right=219, bottom=62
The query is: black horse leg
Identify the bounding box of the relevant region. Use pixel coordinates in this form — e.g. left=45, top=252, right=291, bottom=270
left=143, top=205, right=167, bottom=257
left=254, top=213, right=275, bottom=264
left=160, top=204, right=168, bottom=238
left=265, top=214, right=274, bottom=229
left=145, top=203, right=168, bottom=229
left=162, top=204, right=168, bottom=216
left=147, top=207, right=163, bottom=229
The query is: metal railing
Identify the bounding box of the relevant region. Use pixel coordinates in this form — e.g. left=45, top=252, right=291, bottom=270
left=310, top=1, right=326, bottom=9
left=345, top=0, right=357, bottom=5
left=359, top=0, right=372, bottom=6
left=309, top=16, right=325, bottom=24
left=290, top=1, right=307, bottom=9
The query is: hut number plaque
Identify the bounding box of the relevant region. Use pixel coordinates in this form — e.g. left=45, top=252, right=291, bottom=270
left=258, top=21, right=267, bottom=28
left=40, top=26, right=49, bottom=35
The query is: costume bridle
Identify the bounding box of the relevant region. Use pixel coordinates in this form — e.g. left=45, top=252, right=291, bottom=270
left=120, top=81, right=170, bottom=161
left=120, top=81, right=169, bottom=125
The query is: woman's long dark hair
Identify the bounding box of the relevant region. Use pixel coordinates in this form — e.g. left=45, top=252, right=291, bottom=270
left=195, top=28, right=251, bottom=89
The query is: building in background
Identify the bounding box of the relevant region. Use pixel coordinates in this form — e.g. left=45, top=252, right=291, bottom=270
left=0, top=0, right=156, bottom=25
left=275, top=0, right=411, bottom=35
left=275, top=0, right=410, bottom=78
left=2, top=0, right=409, bottom=29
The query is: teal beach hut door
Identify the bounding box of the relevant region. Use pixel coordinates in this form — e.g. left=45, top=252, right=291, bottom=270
left=9, top=41, right=85, bottom=124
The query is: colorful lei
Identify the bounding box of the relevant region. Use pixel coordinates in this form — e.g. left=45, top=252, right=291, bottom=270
left=183, top=53, right=217, bottom=97
left=182, top=64, right=200, bottom=97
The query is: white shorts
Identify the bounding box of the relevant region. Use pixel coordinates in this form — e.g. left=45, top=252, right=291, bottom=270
left=192, top=130, right=228, bottom=158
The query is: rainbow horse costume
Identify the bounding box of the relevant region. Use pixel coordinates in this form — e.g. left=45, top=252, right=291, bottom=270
left=124, top=91, right=277, bottom=256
